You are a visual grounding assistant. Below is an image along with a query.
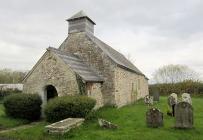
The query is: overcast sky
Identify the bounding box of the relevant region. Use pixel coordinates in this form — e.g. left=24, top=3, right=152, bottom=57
left=0, top=0, right=203, bottom=81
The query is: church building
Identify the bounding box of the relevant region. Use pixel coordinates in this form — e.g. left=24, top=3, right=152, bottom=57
left=23, top=11, right=149, bottom=108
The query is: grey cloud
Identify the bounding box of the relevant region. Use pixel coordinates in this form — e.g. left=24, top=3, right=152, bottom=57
left=0, top=0, right=202, bottom=80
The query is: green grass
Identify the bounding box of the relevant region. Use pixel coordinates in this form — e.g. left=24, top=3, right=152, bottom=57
left=0, top=104, right=29, bottom=130
left=1, top=96, right=203, bottom=140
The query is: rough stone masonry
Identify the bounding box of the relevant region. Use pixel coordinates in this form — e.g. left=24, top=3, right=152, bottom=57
left=22, top=10, right=149, bottom=108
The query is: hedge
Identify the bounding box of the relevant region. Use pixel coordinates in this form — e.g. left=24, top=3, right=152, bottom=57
left=0, top=89, right=21, bottom=101
left=3, top=93, right=42, bottom=121
left=44, top=95, right=96, bottom=122
left=149, top=80, right=203, bottom=96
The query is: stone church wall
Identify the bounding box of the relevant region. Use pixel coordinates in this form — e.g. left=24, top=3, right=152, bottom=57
left=86, top=83, right=103, bottom=109
left=23, top=51, right=80, bottom=103
left=114, top=67, right=149, bottom=107
left=23, top=50, right=104, bottom=108
left=59, top=32, right=117, bottom=105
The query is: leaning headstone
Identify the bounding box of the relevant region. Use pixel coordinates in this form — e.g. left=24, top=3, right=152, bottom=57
left=167, top=93, right=178, bottom=117
left=45, top=118, right=85, bottom=135
left=168, top=96, right=177, bottom=107
left=98, top=119, right=118, bottom=129
left=181, top=93, right=192, bottom=105
left=146, top=108, right=163, bottom=128
left=175, top=102, right=193, bottom=129
left=170, top=93, right=178, bottom=103
left=144, top=95, right=153, bottom=106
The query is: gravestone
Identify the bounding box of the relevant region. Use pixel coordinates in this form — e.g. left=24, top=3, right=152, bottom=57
left=170, top=93, right=178, bottom=103
left=144, top=95, right=153, bottom=106
left=153, top=88, right=160, bottom=102
left=146, top=108, right=163, bottom=128
left=167, top=93, right=178, bottom=116
left=168, top=96, right=177, bottom=107
left=181, top=93, right=192, bottom=105
left=175, top=102, right=193, bottom=129
left=98, top=119, right=118, bottom=129
left=153, top=92, right=159, bottom=102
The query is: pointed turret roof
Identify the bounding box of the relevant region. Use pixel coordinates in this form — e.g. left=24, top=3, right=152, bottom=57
left=67, top=10, right=96, bottom=25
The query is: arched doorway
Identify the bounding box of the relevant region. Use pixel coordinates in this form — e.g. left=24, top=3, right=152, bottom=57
left=45, top=85, right=58, bottom=101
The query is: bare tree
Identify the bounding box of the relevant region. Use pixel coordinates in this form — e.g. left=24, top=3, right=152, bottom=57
left=153, top=64, right=199, bottom=84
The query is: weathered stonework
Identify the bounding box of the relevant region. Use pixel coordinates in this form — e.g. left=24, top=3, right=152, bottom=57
left=87, top=83, right=103, bottom=109
left=45, top=118, right=85, bottom=134
left=23, top=51, right=79, bottom=101
left=23, top=50, right=103, bottom=108
left=175, top=102, right=193, bottom=128
left=59, top=32, right=117, bottom=105
left=114, top=67, right=149, bottom=107
left=98, top=118, right=118, bottom=129
left=59, top=32, right=149, bottom=107
left=146, top=108, right=163, bottom=128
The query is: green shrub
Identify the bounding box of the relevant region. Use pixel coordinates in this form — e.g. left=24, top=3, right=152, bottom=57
left=44, top=96, right=96, bottom=122
left=3, top=93, right=42, bottom=121
left=85, top=110, right=99, bottom=120
left=0, top=89, right=21, bottom=101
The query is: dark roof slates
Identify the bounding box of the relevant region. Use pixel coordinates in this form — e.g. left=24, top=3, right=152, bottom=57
left=86, top=34, right=145, bottom=76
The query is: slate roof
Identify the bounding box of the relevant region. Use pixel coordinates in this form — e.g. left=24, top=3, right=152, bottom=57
left=86, top=34, right=145, bottom=76
left=48, top=47, right=103, bottom=82
left=67, top=10, right=96, bottom=25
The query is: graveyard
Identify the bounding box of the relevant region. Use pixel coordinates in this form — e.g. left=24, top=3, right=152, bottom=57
left=0, top=0, right=203, bottom=139
left=0, top=96, right=203, bottom=140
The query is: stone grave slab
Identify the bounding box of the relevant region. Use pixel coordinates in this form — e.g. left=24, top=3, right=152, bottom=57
left=45, top=118, right=85, bottom=134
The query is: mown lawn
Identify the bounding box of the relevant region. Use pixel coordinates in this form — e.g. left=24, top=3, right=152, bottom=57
left=0, top=96, right=203, bottom=140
